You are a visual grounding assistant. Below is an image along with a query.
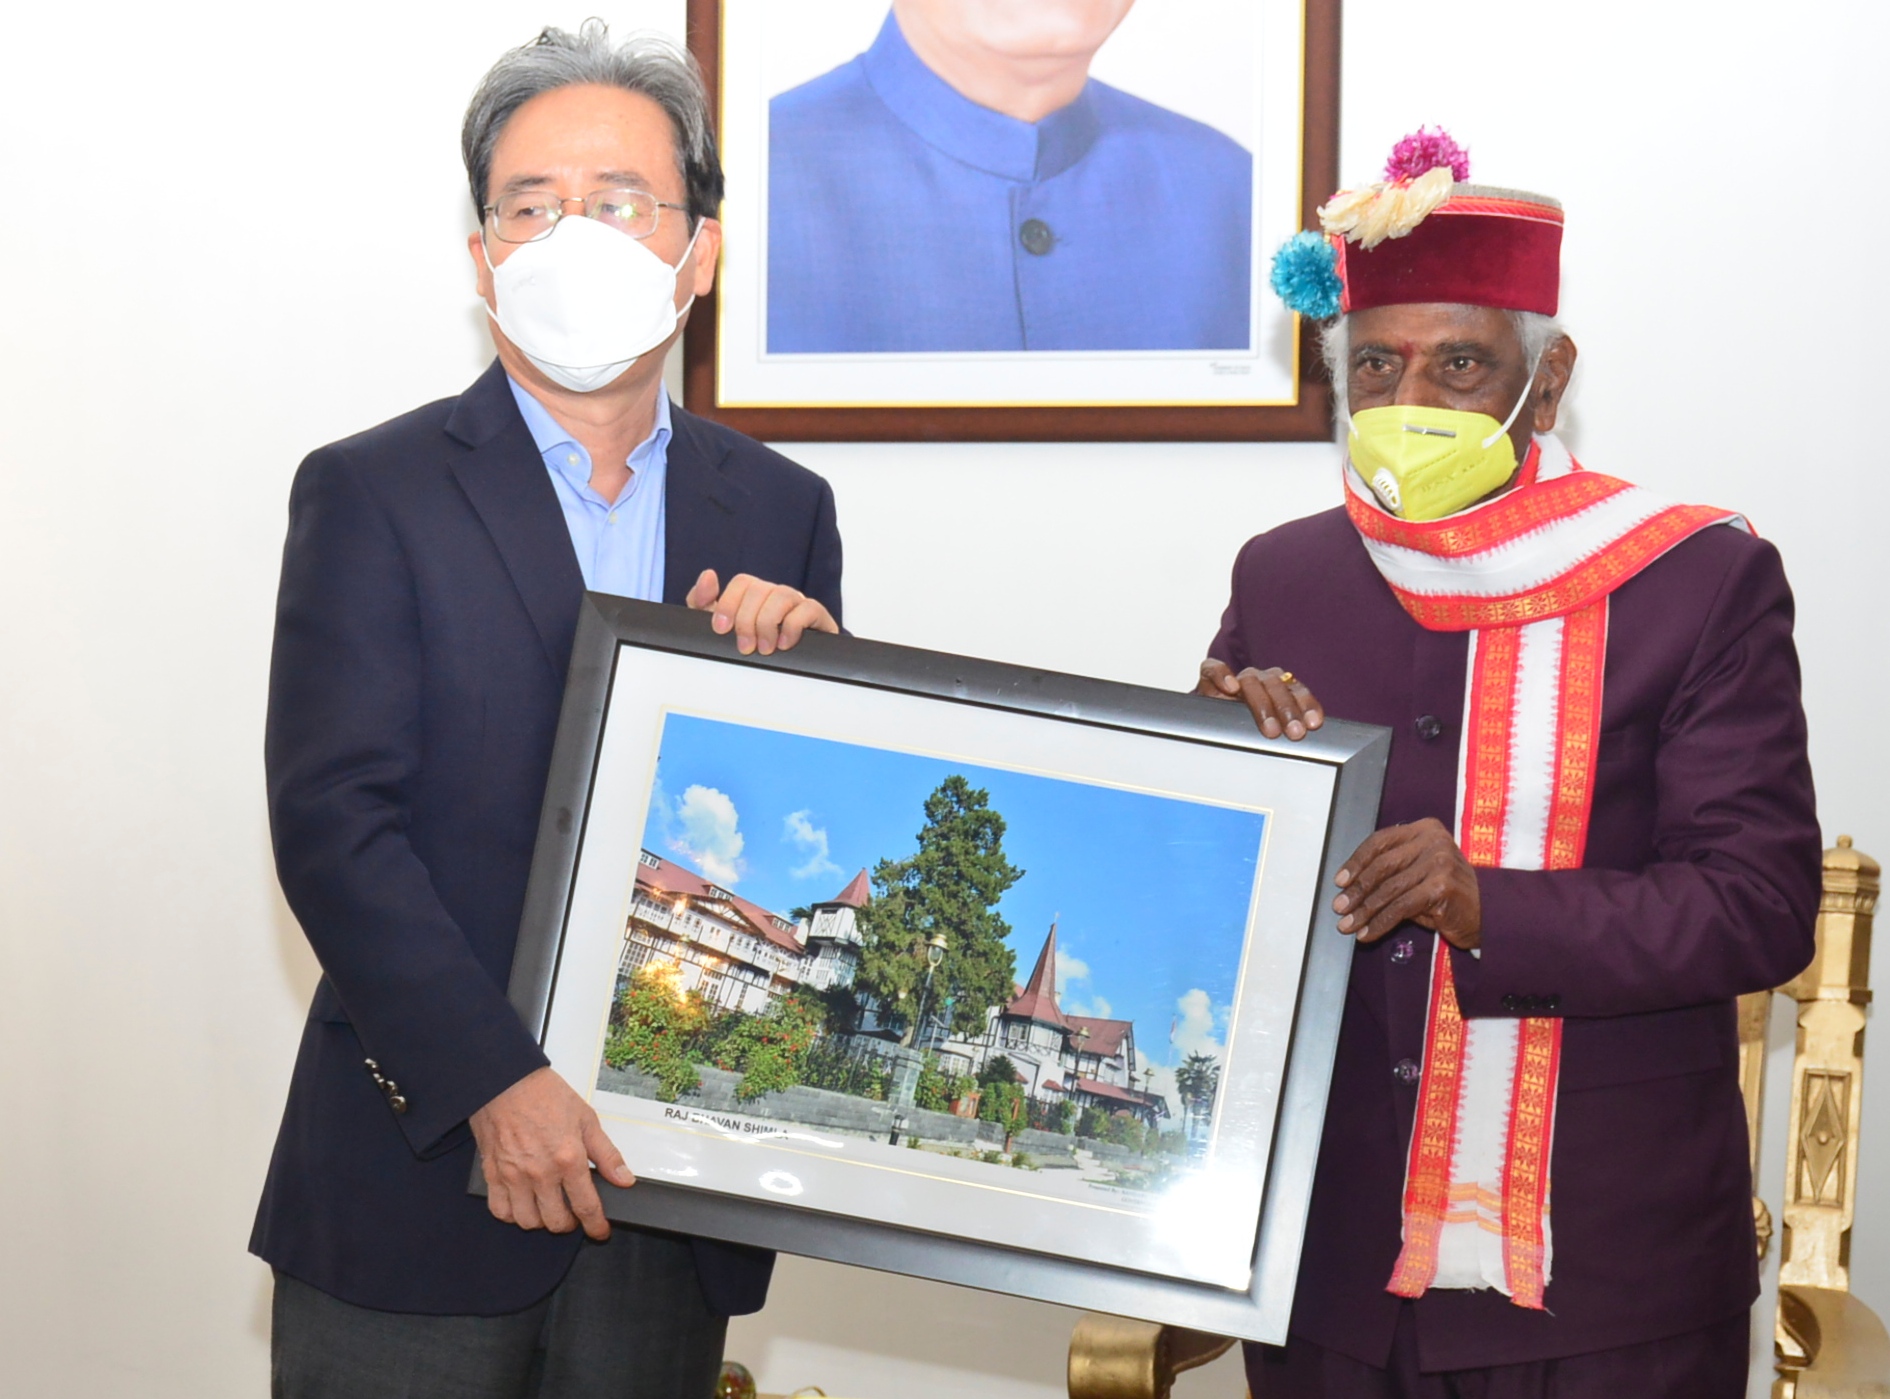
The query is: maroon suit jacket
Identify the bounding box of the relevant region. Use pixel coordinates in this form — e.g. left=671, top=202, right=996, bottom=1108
left=1209, top=505, right=1819, bottom=1371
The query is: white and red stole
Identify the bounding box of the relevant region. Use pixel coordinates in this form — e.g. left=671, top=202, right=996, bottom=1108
left=1345, top=436, right=1747, bottom=1309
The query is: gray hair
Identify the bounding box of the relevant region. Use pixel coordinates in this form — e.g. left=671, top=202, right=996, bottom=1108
left=461, top=20, right=724, bottom=224
left=1320, top=310, right=1567, bottom=421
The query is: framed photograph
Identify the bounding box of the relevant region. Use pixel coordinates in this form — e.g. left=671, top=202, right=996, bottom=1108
left=493, top=595, right=1387, bottom=1340
left=681, top=0, right=1342, bottom=442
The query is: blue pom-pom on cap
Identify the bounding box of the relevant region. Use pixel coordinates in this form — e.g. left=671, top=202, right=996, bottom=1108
left=1269, top=231, right=1342, bottom=319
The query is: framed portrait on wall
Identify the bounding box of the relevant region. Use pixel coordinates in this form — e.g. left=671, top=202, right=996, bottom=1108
left=487, top=595, right=1388, bottom=1340
left=680, top=0, right=1342, bottom=441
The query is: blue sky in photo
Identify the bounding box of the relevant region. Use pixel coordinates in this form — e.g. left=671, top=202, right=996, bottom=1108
left=641, top=713, right=1265, bottom=1070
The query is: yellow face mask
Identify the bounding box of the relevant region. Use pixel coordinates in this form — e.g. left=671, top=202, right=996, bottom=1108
left=1347, top=375, right=1537, bottom=521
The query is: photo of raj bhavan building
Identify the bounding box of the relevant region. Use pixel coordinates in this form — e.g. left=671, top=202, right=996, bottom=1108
left=618, top=849, right=1168, bottom=1127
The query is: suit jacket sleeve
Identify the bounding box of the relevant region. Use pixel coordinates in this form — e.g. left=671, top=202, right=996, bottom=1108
left=1454, top=537, right=1821, bottom=1019
left=803, top=476, right=843, bottom=628
left=266, top=446, right=548, bottom=1156
left=1206, top=539, right=1258, bottom=673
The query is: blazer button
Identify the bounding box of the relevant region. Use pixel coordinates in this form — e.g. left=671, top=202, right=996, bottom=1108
left=364, top=1058, right=380, bottom=1073
left=1389, top=936, right=1416, bottom=964
left=1414, top=715, right=1444, bottom=741
left=1501, top=993, right=1522, bottom=1012
left=1393, top=1058, right=1421, bottom=1085
left=1019, top=218, right=1055, bottom=255
left=389, top=1093, right=409, bottom=1115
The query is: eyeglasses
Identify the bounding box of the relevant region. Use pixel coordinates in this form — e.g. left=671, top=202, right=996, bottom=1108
left=483, top=187, right=688, bottom=244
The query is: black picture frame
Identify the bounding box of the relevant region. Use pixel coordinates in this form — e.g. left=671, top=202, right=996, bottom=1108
left=484, top=594, right=1387, bottom=1341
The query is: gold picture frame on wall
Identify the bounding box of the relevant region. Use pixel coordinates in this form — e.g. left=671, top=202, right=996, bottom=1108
left=681, top=0, right=1342, bottom=441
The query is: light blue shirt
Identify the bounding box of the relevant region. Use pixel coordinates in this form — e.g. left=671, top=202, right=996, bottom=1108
left=507, top=377, right=669, bottom=601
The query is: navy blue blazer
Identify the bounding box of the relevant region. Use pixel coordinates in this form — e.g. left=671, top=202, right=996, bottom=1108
left=251, top=360, right=841, bottom=1316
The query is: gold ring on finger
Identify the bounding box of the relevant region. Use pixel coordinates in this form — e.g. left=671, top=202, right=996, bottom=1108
left=1277, top=671, right=1295, bottom=685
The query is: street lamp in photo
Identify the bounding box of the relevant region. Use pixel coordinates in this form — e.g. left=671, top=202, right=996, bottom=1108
left=915, top=931, right=949, bottom=1047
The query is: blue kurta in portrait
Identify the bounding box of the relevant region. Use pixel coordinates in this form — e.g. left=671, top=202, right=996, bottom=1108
left=766, top=13, right=1254, bottom=354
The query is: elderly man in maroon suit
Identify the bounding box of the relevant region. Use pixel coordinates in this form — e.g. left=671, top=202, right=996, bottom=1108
left=1200, top=132, right=1821, bottom=1396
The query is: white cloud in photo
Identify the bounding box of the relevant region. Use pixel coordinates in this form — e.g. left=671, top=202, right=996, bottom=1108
left=783, top=808, right=843, bottom=881
left=1055, top=949, right=1091, bottom=995
left=643, top=775, right=674, bottom=849
left=1056, top=944, right=1112, bottom=1018
left=1170, top=987, right=1227, bottom=1061
left=668, top=784, right=745, bottom=886
left=1139, top=989, right=1229, bottom=1126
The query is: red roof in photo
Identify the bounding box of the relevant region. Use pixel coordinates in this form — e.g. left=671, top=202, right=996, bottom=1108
left=635, top=851, right=806, bottom=954
left=1071, top=1077, right=1163, bottom=1109
left=1002, top=925, right=1135, bottom=1058
left=828, top=869, right=871, bottom=908
left=1064, top=1014, right=1132, bottom=1059
left=1003, top=923, right=1068, bottom=1028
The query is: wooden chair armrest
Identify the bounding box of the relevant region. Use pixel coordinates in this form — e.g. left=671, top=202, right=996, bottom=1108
left=1067, top=1315, right=1237, bottom=1399
left=1777, top=1284, right=1890, bottom=1398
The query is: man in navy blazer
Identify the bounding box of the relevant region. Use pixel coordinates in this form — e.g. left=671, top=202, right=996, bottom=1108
left=252, top=24, right=839, bottom=1398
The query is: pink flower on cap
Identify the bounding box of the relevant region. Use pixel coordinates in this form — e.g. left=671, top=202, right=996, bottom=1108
left=1384, top=127, right=1471, bottom=183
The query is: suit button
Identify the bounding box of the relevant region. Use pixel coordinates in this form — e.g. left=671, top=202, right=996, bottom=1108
left=1414, top=715, right=1443, bottom=741
left=1389, top=936, right=1416, bottom=964
left=1019, top=219, right=1055, bottom=255
left=389, top=1093, right=409, bottom=1115
left=364, top=1058, right=380, bottom=1073
left=1393, top=1058, right=1422, bottom=1085
left=1502, top=994, right=1522, bottom=1012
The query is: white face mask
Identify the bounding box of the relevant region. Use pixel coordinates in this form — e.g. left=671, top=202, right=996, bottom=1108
left=484, top=214, right=702, bottom=394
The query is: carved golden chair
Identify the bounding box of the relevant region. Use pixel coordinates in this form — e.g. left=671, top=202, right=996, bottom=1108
left=1065, top=838, right=1888, bottom=1399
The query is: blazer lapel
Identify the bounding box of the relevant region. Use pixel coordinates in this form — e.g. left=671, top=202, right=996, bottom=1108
left=663, top=405, right=750, bottom=605
left=445, top=362, right=585, bottom=680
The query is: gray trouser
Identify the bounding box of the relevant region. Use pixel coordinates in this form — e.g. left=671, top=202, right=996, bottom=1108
left=271, top=1227, right=728, bottom=1399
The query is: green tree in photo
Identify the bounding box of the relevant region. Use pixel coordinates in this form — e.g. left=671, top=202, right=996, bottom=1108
left=978, top=1055, right=1022, bottom=1089
left=1175, top=1052, right=1222, bottom=1134
left=802, top=982, right=864, bottom=1036
left=914, top=1054, right=950, bottom=1112
left=1102, top=1111, right=1148, bottom=1153
left=798, top=1038, right=889, bottom=1098
left=854, top=775, right=1024, bottom=1046
left=716, top=989, right=825, bottom=1101
left=603, top=965, right=713, bottom=1102
left=979, top=1079, right=1028, bottom=1152
left=913, top=1055, right=977, bottom=1113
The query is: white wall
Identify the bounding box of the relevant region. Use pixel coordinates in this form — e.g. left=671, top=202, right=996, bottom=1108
left=0, top=3, right=1883, bottom=1396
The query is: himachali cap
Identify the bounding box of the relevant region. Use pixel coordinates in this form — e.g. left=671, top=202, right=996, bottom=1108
left=1270, top=129, right=1563, bottom=319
